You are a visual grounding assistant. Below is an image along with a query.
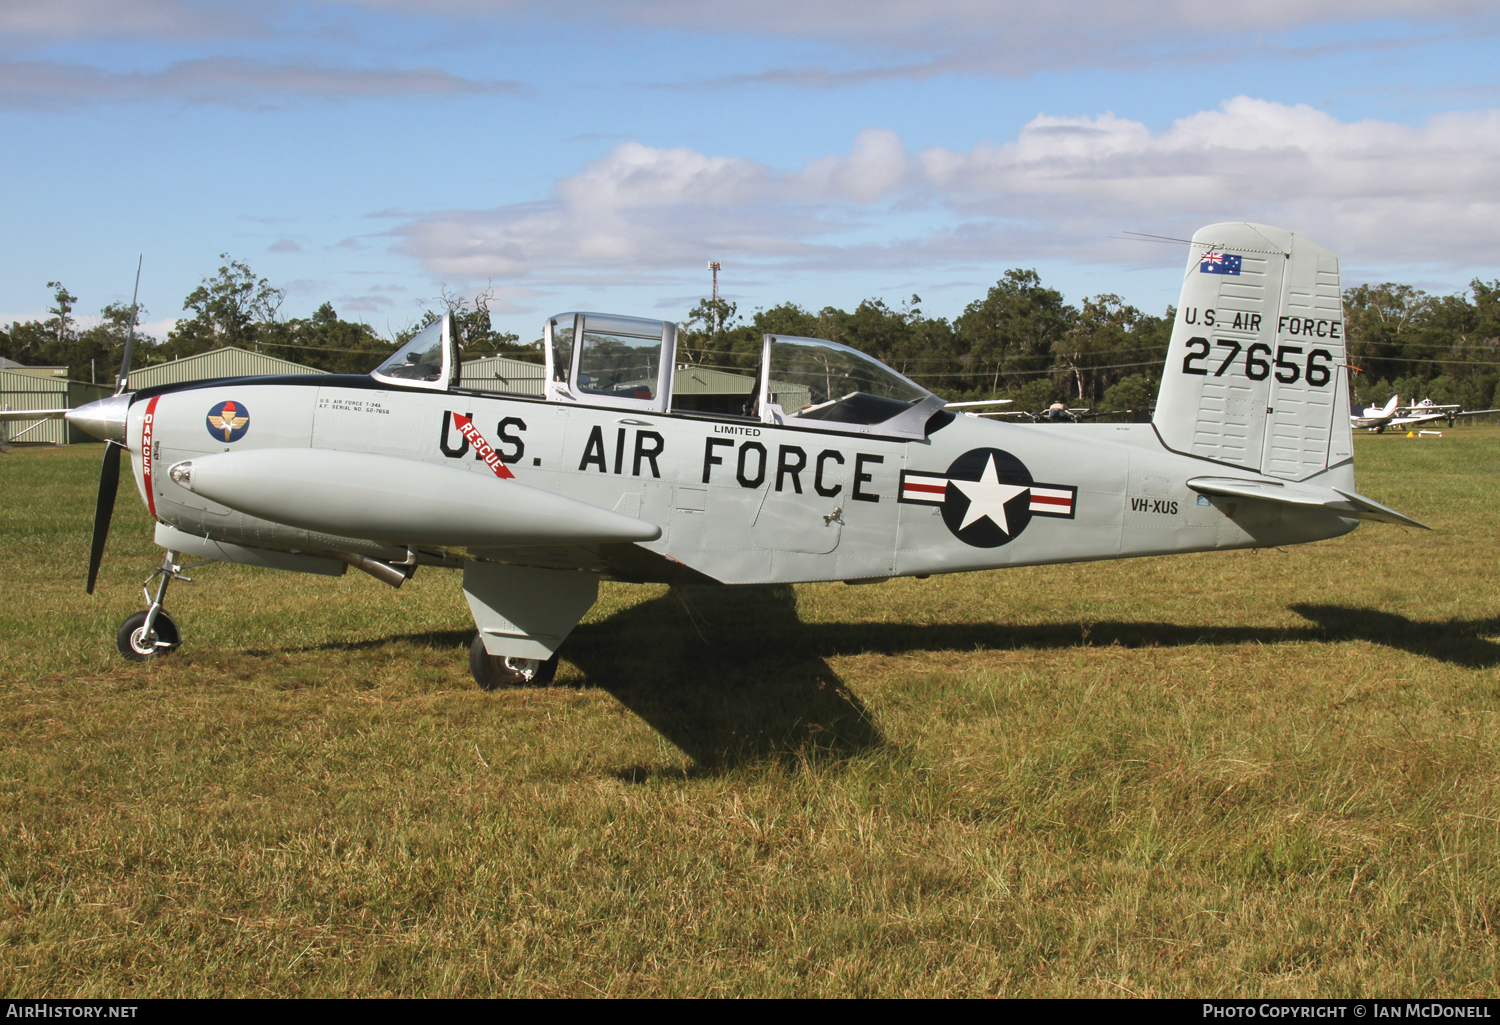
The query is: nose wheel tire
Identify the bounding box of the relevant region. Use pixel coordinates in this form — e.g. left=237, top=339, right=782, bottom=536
left=469, top=634, right=559, bottom=690
left=117, top=611, right=181, bottom=662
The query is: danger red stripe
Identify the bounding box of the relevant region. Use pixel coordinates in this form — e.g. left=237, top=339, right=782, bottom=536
left=142, top=396, right=159, bottom=520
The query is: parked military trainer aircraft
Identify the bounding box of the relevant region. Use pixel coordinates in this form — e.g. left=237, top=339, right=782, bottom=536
left=1351, top=395, right=1500, bottom=433
left=66, top=222, right=1425, bottom=687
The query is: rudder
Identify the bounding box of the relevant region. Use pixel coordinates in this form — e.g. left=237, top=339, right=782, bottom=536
left=1153, top=223, right=1352, bottom=481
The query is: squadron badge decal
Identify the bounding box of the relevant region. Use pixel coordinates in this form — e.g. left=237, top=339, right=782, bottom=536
left=206, top=400, right=250, bottom=443
left=899, top=448, right=1076, bottom=548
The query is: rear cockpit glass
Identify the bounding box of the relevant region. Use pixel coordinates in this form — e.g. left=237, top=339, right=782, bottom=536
left=577, top=315, right=664, bottom=401
left=766, top=336, right=931, bottom=426
left=373, top=319, right=445, bottom=384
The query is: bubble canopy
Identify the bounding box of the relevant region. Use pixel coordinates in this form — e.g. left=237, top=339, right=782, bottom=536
left=369, top=309, right=946, bottom=439
left=760, top=334, right=942, bottom=437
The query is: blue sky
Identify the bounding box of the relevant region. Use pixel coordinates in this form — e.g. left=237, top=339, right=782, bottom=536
left=3, top=1, right=1498, bottom=343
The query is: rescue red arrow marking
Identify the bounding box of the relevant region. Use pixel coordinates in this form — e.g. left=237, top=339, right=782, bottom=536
left=451, top=413, right=515, bottom=479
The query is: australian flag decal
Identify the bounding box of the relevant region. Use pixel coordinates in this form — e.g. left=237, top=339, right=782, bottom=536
left=1199, top=251, right=1242, bottom=275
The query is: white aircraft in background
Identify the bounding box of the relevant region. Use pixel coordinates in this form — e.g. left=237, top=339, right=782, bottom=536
left=1351, top=395, right=1500, bottom=433
left=1351, top=395, right=1401, bottom=432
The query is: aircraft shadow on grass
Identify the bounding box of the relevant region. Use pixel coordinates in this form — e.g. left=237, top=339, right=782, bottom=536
left=296, top=590, right=1500, bottom=771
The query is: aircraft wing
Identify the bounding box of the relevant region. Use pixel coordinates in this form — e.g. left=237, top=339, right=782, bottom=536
left=1186, top=476, right=1428, bottom=529
left=1453, top=408, right=1500, bottom=418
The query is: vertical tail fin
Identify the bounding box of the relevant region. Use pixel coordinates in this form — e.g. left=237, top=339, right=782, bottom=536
left=1153, top=223, right=1352, bottom=481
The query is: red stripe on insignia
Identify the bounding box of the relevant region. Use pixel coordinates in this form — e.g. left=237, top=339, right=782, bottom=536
left=904, top=482, right=946, bottom=494
left=142, top=395, right=160, bottom=520
left=452, top=413, right=515, bottom=480
left=1031, top=494, right=1071, bottom=507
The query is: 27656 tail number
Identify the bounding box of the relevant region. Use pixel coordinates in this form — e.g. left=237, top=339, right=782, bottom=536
left=1181, top=337, right=1334, bottom=386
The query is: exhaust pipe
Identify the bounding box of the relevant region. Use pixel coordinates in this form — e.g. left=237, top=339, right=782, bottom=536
left=330, top=551, right=415, bottom=588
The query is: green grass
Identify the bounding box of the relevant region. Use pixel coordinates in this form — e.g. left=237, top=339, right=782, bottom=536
left=2, top=429, right=1498, bottom=997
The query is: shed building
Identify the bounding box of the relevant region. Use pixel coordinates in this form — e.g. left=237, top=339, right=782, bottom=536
left=0, top=369, right=110, bottom=444
left=127, top=346, right=326, bottom=390
left=458, top=355, right=546, bottom=397
left=0, top=356, right=69, bottom=379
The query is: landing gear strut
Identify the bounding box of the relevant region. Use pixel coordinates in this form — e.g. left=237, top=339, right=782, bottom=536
left=116, top=551, right=209, bottom=662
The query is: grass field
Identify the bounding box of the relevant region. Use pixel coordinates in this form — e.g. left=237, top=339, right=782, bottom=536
left=2, top=429, right=1498, bottom=997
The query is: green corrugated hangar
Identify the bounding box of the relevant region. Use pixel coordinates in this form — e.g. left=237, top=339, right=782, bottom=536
left=0, top=368, right=110, bottom=445
left=127, top=346, right=326, bottom=391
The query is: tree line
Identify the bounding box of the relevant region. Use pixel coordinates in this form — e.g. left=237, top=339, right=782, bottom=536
left=4, top=255, right=1499, bottom=414
left=0, top=257, right=521, bottom=386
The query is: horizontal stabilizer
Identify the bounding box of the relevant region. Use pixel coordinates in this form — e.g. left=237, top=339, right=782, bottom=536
left=1187, top=476, right=1429, bottom=530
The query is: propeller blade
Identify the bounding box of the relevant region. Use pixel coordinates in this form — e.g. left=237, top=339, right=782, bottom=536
left=87, top=441, right=121, bottom=594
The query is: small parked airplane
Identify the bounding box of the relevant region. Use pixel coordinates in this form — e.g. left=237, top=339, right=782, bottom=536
left=63, top=222, right=1425, bottom=687
left=1351, top=395, right=1500, bottom=433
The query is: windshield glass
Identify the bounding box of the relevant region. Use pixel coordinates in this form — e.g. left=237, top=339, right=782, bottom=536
left=549, top=315, right=575, bottom=384
left=374, top=319, right=445, bottom=383
left=767, top=336, right=931, bottom=425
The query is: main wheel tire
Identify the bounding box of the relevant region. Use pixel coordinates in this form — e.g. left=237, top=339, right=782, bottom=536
left=117, top=611, right=181, bottom=662
left=469, top=633, right=559, bottom=690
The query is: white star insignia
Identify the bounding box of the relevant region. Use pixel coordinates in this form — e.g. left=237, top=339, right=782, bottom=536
left=948, top=454, right=1030, bottom=534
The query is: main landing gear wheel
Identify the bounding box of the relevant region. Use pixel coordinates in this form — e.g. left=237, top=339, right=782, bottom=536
left=469, top=633, right=558, bottom=690
left=117, top=610, right=182, bottom=662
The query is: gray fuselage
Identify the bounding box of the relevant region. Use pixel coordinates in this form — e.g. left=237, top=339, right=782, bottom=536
left=128, top=374, right=1359, bottom=586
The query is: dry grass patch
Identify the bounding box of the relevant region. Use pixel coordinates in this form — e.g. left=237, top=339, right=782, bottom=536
left=1, top=430, right=1498, bottom=996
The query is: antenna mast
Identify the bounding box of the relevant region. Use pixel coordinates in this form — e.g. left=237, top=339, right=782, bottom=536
left=706, top=261, right=723, bottom=333
left=115, top=254, right=143, bottom=395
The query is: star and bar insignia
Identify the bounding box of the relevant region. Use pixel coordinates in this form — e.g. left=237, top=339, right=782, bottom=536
left=899, top=448, right=1076, bottom=548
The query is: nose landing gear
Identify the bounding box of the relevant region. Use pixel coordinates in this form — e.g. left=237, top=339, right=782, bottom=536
left=116, top=551, right=210, bottom=662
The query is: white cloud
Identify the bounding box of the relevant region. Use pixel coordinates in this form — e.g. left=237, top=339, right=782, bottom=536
left=396, top=141, right=817, bottom=281
left=8, top=1, right=1493, bottom=89
left=354, top=0, right=1492, bottom=37
left=349, top=0, right=1499, bottom=77
left=0, top=57, right=520, bottom=108
left=788, top=127, right=912, bottom=203
left=919, top=97, right=1500, bottom=263
left=393, top=98, right=1500, bottom=286
left=0, top=0, right=259, bottom=39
